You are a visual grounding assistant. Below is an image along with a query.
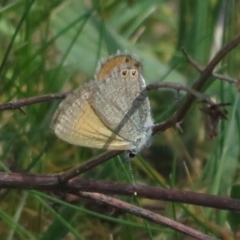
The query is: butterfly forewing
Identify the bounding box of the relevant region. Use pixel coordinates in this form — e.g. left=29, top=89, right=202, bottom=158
left=90, top=69, right=150, bottom=147
left=52, top=86, right=135, bottom=150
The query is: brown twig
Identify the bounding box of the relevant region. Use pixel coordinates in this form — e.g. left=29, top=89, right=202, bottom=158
left=182, top=48, right=238, bottom=84
left=78, top=192, right=215, bottom=240
left=0, top=92, right=70, bottom=111
left=0, top=50, right=237, bottom=113
left=146, top=82, right=215, bottom=105
left=0, top=172, right=240, bottom=212
left=153, top=34, right=240, bottom=134
left=0, top=83, right=213, bottom=112
left=58, top=150, right=122, bottom=182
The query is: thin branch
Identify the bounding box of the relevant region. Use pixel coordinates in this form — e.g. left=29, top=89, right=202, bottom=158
left=58, top=150, right=122, bottom=182
left=182, top=48, right=203, bottom=72
left=0, top=92, right=70, bottom=111
left=210, top=72, right=238, bottom=84
left=146, top=82, right=215, bottom=105
left=153, top=33, right=240, bottom=134
left=0, top=172, right=239, bottom=212
left=78, top=192, right=215, bottom=240
left=0, top=83, right=210, bottom=111
left=0, top=49, right=237, bottom=113
left=182, top=48, right=238, bottom=84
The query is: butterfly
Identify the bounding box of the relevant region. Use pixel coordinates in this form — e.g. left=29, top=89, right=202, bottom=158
left=52, top=52, right=153, bottom=157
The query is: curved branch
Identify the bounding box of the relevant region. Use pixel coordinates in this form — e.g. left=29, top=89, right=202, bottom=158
left=79, top=192, right=215, bottom=240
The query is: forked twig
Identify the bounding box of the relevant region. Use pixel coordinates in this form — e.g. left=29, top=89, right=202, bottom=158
left=153, top=33, right=240, bottom=134
left=182, top=48, right=237, bottom=84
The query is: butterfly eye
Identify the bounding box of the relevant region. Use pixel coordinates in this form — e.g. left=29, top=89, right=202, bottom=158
left=131, top=69, right=138, bottom=77
left=128, top=150, right=136, bottom=158
left=121, top=69, right=128, bottom=77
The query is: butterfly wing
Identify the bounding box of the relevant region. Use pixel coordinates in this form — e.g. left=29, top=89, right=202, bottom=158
left=52, top=85, right=135, bottom=150
left=90, top=67, right=152, bottom=150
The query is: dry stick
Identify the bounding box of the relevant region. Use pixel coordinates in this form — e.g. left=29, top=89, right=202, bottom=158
left=78, top=191, right=215, bottom=240
left=0, top=92, right=70, bottom=111
left=0, top=82, right=214, bottom=112
left=0, top=173, right=239, bottom=212
left=153, top=33, right=240, bottom=134
left=58, top=150, right=122, bottom=182
left=0, top=75, right=232, bottom=112
left=68, top=179, right=240, bottom=212
left=146, top=82, right=215, bottom=105
left=182, top=48, right=237, bottom=84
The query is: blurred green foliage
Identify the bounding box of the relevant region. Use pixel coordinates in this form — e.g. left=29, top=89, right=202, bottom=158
left=0, top=0, right=239, bottom=239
